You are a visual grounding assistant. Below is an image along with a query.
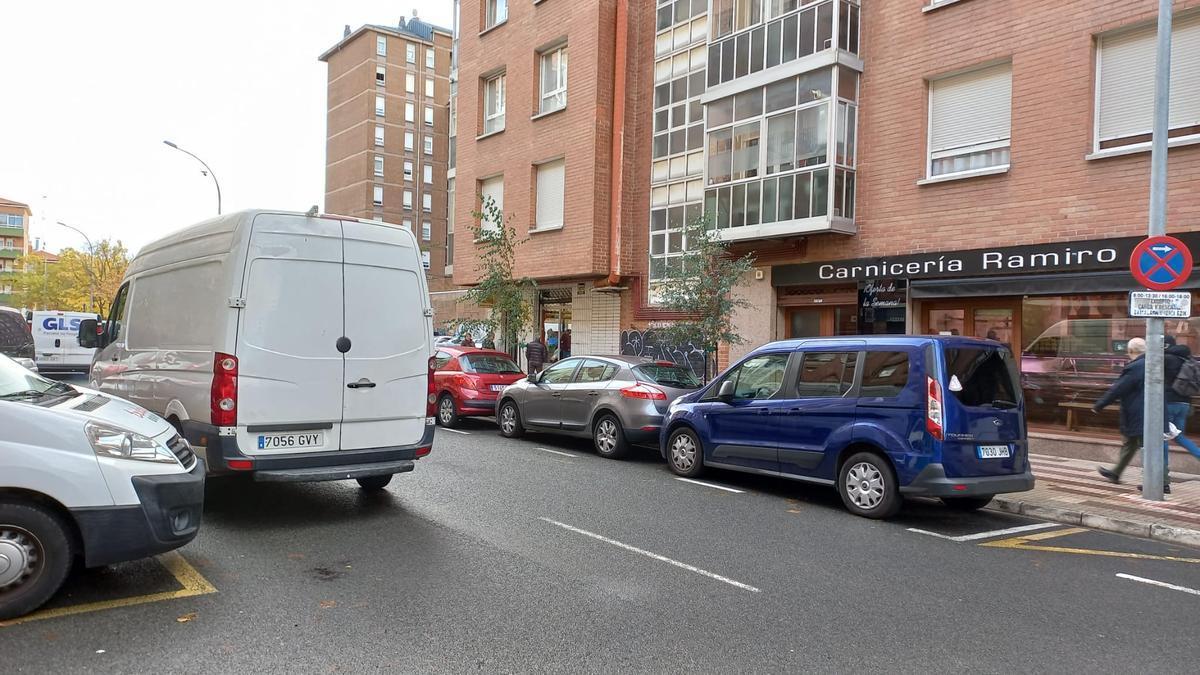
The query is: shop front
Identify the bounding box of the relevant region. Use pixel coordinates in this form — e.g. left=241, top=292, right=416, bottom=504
left=773, top=232, right=1200, bottom=438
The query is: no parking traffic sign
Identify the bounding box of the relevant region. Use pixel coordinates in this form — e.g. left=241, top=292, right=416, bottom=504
left=1130, top=235, right=1193, bottom=291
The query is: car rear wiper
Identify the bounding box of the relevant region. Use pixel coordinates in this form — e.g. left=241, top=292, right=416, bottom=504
left=992, top=399, right=1019, bottom=410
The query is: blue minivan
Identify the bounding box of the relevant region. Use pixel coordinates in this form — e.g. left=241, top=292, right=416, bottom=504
left=660, top=336, right=1034, bottom=519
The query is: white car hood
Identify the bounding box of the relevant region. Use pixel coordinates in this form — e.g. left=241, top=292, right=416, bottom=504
left=51, top=387, right=176, bottom=440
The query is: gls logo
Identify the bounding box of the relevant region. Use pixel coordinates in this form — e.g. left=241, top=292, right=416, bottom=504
left=42, top=317, right=82, bottom=332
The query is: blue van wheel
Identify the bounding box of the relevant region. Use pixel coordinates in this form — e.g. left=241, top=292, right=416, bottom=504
left=666, top=428, right=703, bottom=477
left=837, top=452, right=901, bottom=519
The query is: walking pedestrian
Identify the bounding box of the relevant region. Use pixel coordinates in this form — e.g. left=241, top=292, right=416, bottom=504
left=526, top=335, right=547, bottom=376
left=1165, top=336, right=1200, bottom=465
left=1094, top=337, right=1170, bottom=493
left=460, top=333, right=476, bottom=348
left=482, top=331, right=496, bottom=350
left=560, top=329, right=572, bottom=358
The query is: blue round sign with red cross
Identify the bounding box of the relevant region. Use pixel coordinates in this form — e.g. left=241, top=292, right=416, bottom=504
left=1130, top=235, right=1193, bottom=291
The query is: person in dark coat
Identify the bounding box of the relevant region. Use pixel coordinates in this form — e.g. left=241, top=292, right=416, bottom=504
left=525, top=335, right=547, bottom=375
left=1094, top=337, right=1170, bottom=492
left=1165, top=336, right=1200, bottom=464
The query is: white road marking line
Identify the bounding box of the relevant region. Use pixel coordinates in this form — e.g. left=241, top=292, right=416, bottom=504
left=1116, top=573, right=1200, bottom=596
left=674, top=477, right=744, bottom=493
left=908, top=522, right=1059, bottom=542
left=439, top=427, right=471, bottom=435
left=536, top=447, right=579, bottom=458
left=538, top=517, right=761, bottom=593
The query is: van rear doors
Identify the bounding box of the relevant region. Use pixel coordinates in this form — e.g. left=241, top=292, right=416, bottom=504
left=937, top=342, right=1026, bottom=477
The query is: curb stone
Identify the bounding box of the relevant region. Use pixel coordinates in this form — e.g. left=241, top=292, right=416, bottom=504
left=990, top=497, right=1200, bottom=548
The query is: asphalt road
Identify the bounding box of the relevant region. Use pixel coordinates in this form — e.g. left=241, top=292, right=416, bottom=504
left=5, top=383, right=1200, bottom=672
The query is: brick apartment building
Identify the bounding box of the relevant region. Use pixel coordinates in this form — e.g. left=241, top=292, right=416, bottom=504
left=454, top=0, right=1200, bottom=452
left=0, top=197, right=32, bottom=303
left=320, top=14, right=468, bottom=321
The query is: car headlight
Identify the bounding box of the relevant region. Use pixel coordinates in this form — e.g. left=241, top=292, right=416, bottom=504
left=85, top=421, right=178, bottom=464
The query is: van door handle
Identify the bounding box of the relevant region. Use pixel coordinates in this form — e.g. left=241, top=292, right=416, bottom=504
left=587, top=391, right=600, bottom=397
left=347, top=379, right=376, bottom=389
left=551, top=392, right=563, bottom=398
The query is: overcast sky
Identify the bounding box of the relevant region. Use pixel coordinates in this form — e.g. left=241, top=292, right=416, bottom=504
left=0, top=0, right=453, bottom=255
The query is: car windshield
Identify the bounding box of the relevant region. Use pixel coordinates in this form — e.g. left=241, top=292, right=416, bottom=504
left=944, top=346, right=1022, bottom=408
left=0, top=355, right=74, bottom=400
left=634, top=363, right=700, bottom=389
left=462, top=355, right=523, bottom=374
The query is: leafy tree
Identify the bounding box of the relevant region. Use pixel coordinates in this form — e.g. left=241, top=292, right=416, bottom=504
left=5, top=240, right=130, bottom=315
left=454, top=196, right=535, bottom=354
left=655, top=214, right=757, bottom=381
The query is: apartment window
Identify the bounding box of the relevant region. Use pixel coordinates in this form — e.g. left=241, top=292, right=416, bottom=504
left=404, top=160, right=414, bottom=180
left=480, top=175, right=504, bottom=232
left=376, top=35, right=387, bottom=56
left=484, top=73, right=506, bottom=134
left=421, top=221, right=432, bottom=240
left=405, top=131, right=415, bottom=151
left=424, top=136, right=434, bottom=155
left=425, top=105, right=434, bottom=126
left=486, top=0, right=508, bottom=29
left=539, top=45, right=568, bottom=114
left=423, top=164, right=434, bottom=184
left=374, top=155, right=384, bottom=177
left=406, top=43, right=417, bottom=64
left=534, top=159, right=566, bottom=230
left=421, top=251, right=431, bottom=270
left=373, top=185, right=384, bottom=206
left=404, top=190, right=414, bottom=209
left=374, top=125, right=385, bottom=146
left=403, top=218, right=413, bottom=231
left=1096, top=12, right=1200, bottom=151
left=426, top=47, right=435, bottom=69
left=406, top=73, right=416, bottom=93
left=712, top=0, right=763, bottom=39
left=446, top=177, right=455, bottom=266
left=928, top=62, right=1012, bottom=177
left=375, top=95, right=385, bottom=117
left=422, top=193, right=433, bottom=212
left=425, top=77, right=435, bottom=98
left=406, top=101, right=415, bottom=123
left=376, top=65, right=386, bottom=86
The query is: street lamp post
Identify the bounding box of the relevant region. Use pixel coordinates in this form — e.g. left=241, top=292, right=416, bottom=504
left=163, top=140, right=222, bottom=215
left=56, top=221, right=97, bottom=313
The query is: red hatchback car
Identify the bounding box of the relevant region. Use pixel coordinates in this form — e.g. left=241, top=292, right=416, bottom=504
left=432, top=347, right=526, bottom=428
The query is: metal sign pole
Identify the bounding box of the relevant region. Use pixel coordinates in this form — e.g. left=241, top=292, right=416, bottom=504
left=1141, top=0, right=1173, bottom=502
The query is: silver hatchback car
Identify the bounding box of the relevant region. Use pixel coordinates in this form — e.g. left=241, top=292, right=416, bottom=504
left=495, top=355, right=700, bottom=458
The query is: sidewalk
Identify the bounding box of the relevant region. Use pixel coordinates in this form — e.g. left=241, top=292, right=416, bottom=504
left=990, top=453, right=1200, bottom=548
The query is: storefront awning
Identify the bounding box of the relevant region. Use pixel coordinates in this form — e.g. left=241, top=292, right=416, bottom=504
left=910, top=271, right=1200, bottom=299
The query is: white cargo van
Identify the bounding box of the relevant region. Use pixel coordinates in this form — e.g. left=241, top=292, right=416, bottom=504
left=79, top=210, right=436, bottom=490
left=32, top=310, right=97, bottom=373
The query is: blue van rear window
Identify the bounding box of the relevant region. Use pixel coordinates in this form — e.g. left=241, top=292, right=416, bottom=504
left=944, top=347, right=1020, bottom=407
left=860, top=351, right=910, bottom=398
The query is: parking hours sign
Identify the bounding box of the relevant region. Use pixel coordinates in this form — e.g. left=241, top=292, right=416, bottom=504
left=1129, top=235, right=1193, bottom=318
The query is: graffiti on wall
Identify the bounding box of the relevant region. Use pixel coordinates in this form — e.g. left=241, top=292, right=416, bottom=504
left=620, top=329, right=708, bottom=379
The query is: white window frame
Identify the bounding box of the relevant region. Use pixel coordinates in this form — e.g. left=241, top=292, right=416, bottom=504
left=479, top=175, right=504, bottom=233
left=426, top=47, right=435, bottom=69
left=374, top=155, right=385, bottom=177
left=403, top=218, right=413, bottom=231
left=425, top=105, right=434, bottom=126
left=424, top=136, right=434, bottom=155
left=925, top=62, right=1012, bottom=180
left=486, top=0, right=509, bottom=29
left=423, top=164, right=434, bottom=184
left=376, top=65, right=386, bottom=86
left=425, top=77, right=435, bottom=98
left=404, top=160, right=414, bottom=180
left=406, top=73, right=416, bottom=94
left=421, top=250, right=431, bottom=270
left=375, top=95, right=385, bottom=117
left=405, top=131, right=415, bottom=151
left=422, top=221, right=432, bottom=241
left=422, top=193, right=433, bottom=212
left=539, top=45, right=568, bottom=114
left=376, top=35, right=387, bottom=56
left=374, top=125, right=385, bottom=147
left=406, top=43, right=417, bottom=64
left=373, top=185, right=384, bottom=206
left=484, top=73, right=506, bottom=134
left=534, top=158, right=566, bottom=231
left=406, top=101, right=415, bottom=123
left=404, top=190, right=414, bottom=209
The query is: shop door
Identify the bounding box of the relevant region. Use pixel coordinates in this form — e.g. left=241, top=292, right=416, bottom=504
left=924, top=300, right=1020, bottom=350
left=786, top=307, right=857, bottom=338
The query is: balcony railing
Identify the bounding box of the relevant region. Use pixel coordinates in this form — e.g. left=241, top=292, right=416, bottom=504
left=707, top=0, right=859, bottom=89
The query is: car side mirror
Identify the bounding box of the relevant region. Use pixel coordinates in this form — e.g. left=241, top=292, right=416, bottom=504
left=717, top=380, right=736, bottom=403
left=77, top=319, right=101, bottom=349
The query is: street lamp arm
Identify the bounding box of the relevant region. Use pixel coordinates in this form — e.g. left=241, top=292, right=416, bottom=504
left=163, top=140, right=223, bottom=215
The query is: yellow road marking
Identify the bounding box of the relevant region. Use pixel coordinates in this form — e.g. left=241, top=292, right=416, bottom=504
left=981, top=528, right=1200, bottom=564
left=0, top=551, right=217, bottom=627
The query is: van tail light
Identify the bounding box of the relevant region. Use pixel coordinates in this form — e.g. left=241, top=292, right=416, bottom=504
left=621, top=382, right=667, bottom=400
left=427, top=355, right=438, bottom=417
left=926, top=376, right=944, bottom=441
left=415, top=445, right=432, bottom=458
left=211, top=353, right=238, bottom=426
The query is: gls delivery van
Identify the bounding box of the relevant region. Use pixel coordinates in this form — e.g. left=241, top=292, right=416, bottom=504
left=79, top=210, right=436, bottom=490
left=32, top=310, right=97, bottom=373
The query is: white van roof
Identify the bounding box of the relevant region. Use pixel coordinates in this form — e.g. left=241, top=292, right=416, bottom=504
left=126, top=209, right=384, bottom=278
